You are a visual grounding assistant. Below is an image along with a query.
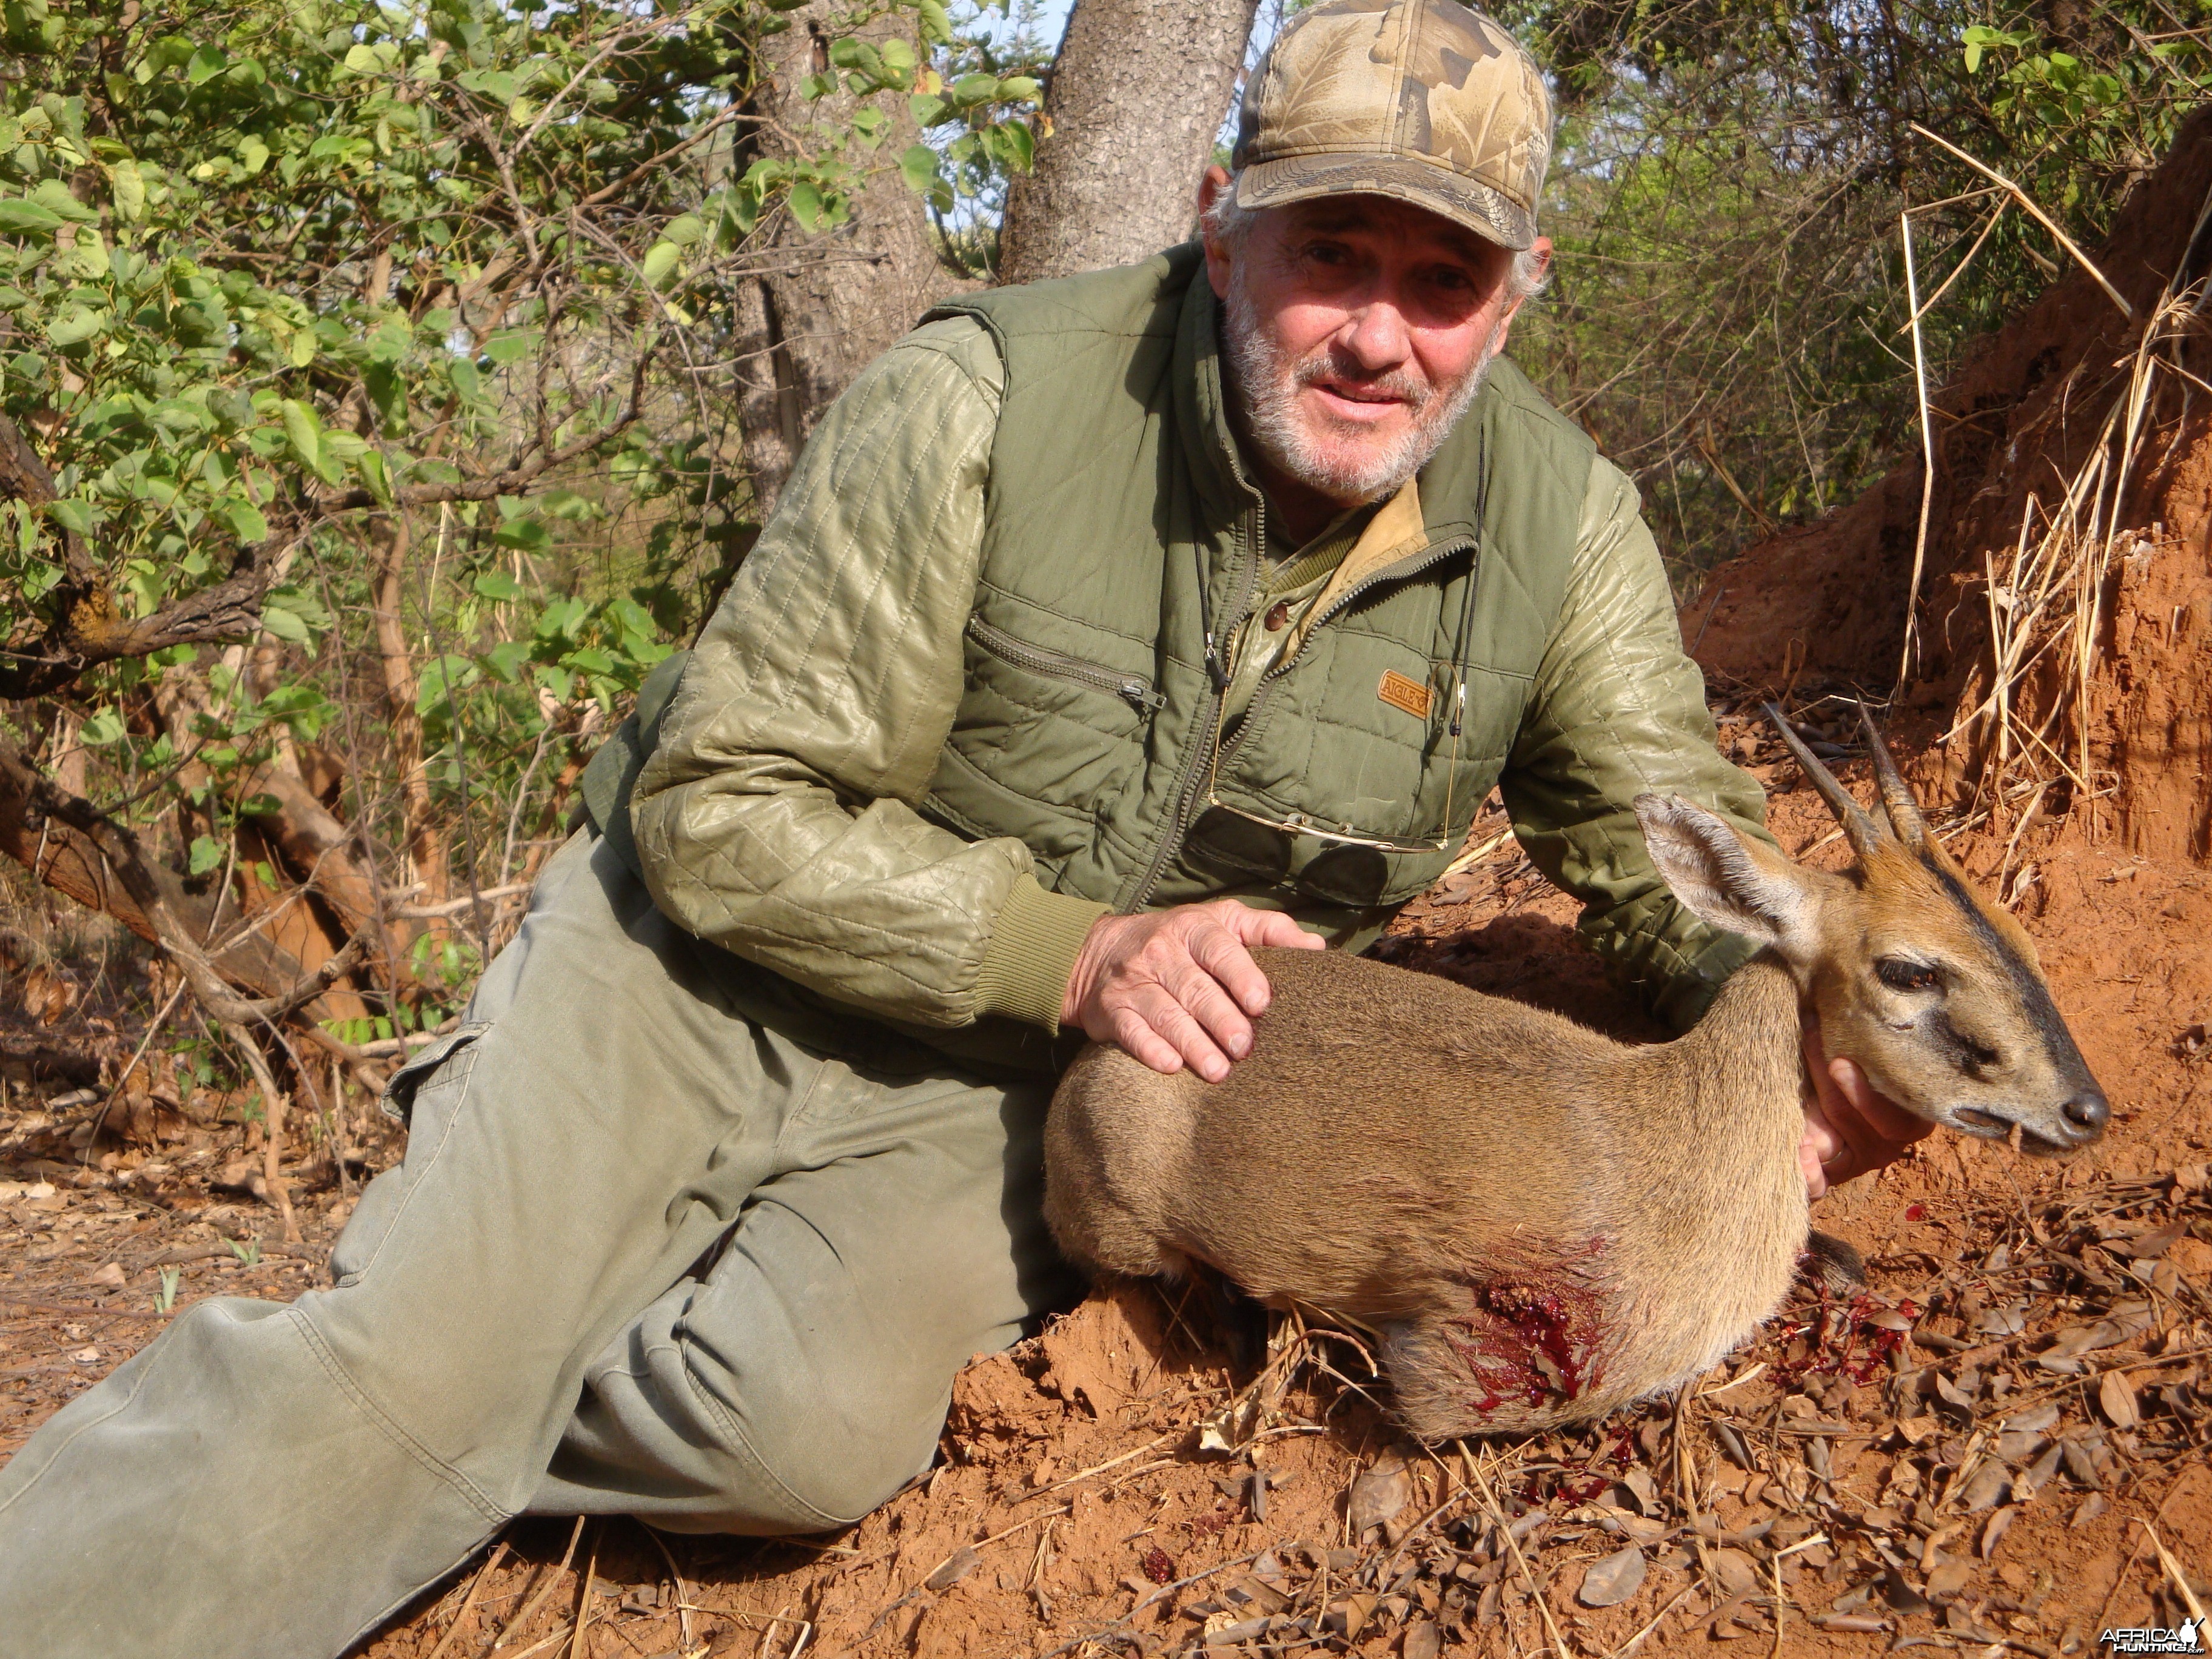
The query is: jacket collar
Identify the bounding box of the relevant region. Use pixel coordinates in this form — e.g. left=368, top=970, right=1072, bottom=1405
left=1173, top=269, right=1261, bottom=527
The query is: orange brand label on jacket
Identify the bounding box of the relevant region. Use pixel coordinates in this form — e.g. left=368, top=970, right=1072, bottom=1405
left=1377, top=669, right=1433, bottom=720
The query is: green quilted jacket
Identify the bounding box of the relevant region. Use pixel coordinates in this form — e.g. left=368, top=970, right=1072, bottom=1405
left=597, top=247, right=1770, bottom=1074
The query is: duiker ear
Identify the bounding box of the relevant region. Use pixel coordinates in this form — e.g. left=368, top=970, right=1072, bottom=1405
left=1634, top=794, right=1816, bottom=954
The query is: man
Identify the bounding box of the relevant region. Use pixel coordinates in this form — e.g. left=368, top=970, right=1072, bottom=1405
left=0, top=3, right=1925, bottom=1652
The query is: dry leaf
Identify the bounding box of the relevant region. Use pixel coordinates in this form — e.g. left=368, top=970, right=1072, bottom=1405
left=88, top=1261, right=125, bottom=1290
left=1959, top=1464, right=2011, bottom=1512
left=1347, top=1453, right=1411, bottom=1537
left=1711, top=1548, right=1761, bottom=1597
left=2098, top=1370, right=2140, bottom=1431
left=2114, top=1222, right=2187, bottom=1259
left=1578, top=1545, right=1647, bottom=1607
left=1402, top=1618, right=1443, bottom=1659
left=925, top=1546, right=980, bottom=1591
left=1925, top=1561, right=1973, bottom=1597
left=1979, top=1506, right=2016, bottom=1560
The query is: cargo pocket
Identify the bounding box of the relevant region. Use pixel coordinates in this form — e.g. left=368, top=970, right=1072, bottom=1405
left=378, top=1022, right=494, bottom=1127
left=332, top=1022, right=492, bottom=1287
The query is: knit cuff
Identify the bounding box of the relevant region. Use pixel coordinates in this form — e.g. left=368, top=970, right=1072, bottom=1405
left=973, top=874, right=1110, bottom=1031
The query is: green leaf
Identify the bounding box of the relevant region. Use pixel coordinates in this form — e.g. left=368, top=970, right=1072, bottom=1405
left=259, top=603, right=310, bottom=645
left=908, top=93, right=948, bottom=128
left=357, top=449, right=392, bottom=505
left=917, top=0, right=952, bottom=44
left=991, top=119, right=1036, bottom=172
left=186, top=45, right=228, bottom=85
left=639, top=240, right=680, bottom=289
left=45, top=498, right=94, bottom=535
left=79, top=707, right=126, bottom=746
left=0, top=199, right=62, bottom=233
left=493, top=515, right=551, bottom=552
left=474, top=571, right=525, bottom=602
left=482, top=327, right=539, bottom=364
left=343, top=43, right=381, bottom=73
left=899, top=144, right=942, bottom=194
left=46, top=304, right=107, bottom=347
left=996, top=76, right=1041, bottom=102
left=223, top=500, right=269, bottom=542
left=951, top=73, right=999, bottom=107
left=788, top=181, right=823, bottom=229
left=662, top=213, right=706, bottom=247
left=188, top=835, right=225, bottom=876
left=30, top=182, right=100, bottom=223
left=105, top=158, right=145, bottom=222
left=279, top=398, right=323, bottom=471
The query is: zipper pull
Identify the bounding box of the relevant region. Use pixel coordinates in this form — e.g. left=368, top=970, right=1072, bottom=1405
left=1121, top=681, right=1167, bottom=714
left=1203, top=631, right=1229, bottom=692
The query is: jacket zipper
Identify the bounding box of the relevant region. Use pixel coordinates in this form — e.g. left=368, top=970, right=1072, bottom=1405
left=1134, top=528, right=1478, bottom=892
left=965, top=614, right=1165, bottom=713
left=1124, top=500, right=1265, bottom=913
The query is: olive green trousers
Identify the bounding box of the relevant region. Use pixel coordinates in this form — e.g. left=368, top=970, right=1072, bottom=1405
left=0, top=831, right=1076, bottom=1658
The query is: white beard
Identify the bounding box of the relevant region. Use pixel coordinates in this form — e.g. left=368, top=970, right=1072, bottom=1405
left=1221, top=267, right=1501, bottom=504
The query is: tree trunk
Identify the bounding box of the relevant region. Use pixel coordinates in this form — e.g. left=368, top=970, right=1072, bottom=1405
left=996, top=0, right=1260, bottom=286
left=730, top=3, right=953, bottom=514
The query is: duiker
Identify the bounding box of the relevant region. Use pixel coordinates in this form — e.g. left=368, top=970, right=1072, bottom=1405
left=1044, top=711, right=2106, bottom=1439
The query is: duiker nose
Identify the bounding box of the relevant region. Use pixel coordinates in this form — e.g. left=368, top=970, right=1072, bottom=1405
left=2062, top=1089, right=2110, bottom=1137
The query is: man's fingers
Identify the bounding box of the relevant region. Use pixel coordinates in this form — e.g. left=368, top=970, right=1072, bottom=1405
left=1131, top=985, right=1233, bottom=1083
left=1230, top=906, right=1326, bottom=951
left=1108, top=1005, right=1185, bottom=1077
left=1829, top=1056, right=1933, bottom=1143
left=1161, top=949, right=1256, bottom=1059
left=1186, top=920, right=1273, bottom=1019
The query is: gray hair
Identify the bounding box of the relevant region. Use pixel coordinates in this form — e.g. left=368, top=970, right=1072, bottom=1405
left=1202, top=174, right=1548, bottom=302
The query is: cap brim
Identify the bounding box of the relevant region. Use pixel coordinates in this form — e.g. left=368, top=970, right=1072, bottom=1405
left=1235, top=153, right=1536, bottom=251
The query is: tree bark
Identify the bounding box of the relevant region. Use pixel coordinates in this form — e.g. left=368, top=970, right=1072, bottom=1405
left=730, top=3, right=954, bottom=514
left=996, top=0, right=1260, bottom=286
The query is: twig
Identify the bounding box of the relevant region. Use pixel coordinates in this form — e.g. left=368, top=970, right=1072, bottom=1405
left=423, top=1540, right=509, bottom=1659
left=1022, top=1549, right=1266, bottom=1659
left=1024, top=1434, right=1176, bottom=1500
left=493, top=1514, right=585, bottom=1650
left=2142, top=1521, right=2207, bottom=1625
left=1909, top=123, right=2133, bottom=318
left=1463, top=1445, right=1580, bottom=1658
left=224, top=1020, right=300, bottom=1244
left=641, top=1525, right=694, bottom=1652
left=1601, top=1580, right=1700, bottom=1659
left=566, top=1521, right=600, bottom=1659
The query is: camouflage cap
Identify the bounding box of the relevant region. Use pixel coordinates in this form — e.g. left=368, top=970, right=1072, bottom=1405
left=1230, top=0, right=1552, bottom=251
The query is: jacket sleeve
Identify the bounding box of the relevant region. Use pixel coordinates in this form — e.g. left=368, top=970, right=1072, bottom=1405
left=1500, top=457, right=1777, bottom=1031
left=627, top=317, right=1109, bottom=1032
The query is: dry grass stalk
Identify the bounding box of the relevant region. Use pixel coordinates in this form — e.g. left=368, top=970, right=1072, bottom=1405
left=1952, top=278, right=2210, bottom=823
left=1897, top=208, right=1941, bottom=697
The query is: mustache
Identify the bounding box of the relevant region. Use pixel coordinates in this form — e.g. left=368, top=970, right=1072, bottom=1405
left=1289, top=354, right=1432, bottom=409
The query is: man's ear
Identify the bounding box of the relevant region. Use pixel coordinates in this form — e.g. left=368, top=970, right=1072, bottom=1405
left=1487, top=235, right=1549, bottom=355
left=1198, top=164, right=1235, bottom=300
left=1634, top=793, right=1817, bottom=956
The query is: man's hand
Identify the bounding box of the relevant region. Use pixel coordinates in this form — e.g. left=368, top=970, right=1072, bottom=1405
left=1800, top=1017, right=1934, bottom=1199
left=1062, top=901, right=1325, bottom=1082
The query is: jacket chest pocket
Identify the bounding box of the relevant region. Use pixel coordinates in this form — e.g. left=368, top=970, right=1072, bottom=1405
left=925, top=613, right=1158, bottom=863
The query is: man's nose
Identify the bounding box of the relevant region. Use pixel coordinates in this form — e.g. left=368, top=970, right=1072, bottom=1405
left=1336, top=296, right=1412, bottom=372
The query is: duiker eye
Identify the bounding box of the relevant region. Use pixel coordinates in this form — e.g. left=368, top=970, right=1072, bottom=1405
left=1876, top=957, right=1941, bottom=993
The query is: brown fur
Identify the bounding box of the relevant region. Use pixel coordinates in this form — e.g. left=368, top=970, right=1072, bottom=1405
left=1044, top=716, right=2106, bottom=1441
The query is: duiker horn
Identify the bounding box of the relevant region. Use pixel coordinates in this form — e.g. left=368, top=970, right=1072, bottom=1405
left=1855, top=704, right=1930, bottom=849
left=1762, top=702, right=1882, bottom=854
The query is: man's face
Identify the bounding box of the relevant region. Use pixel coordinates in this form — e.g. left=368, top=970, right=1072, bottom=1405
left=1201, top=170, right=1547, bottom=509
